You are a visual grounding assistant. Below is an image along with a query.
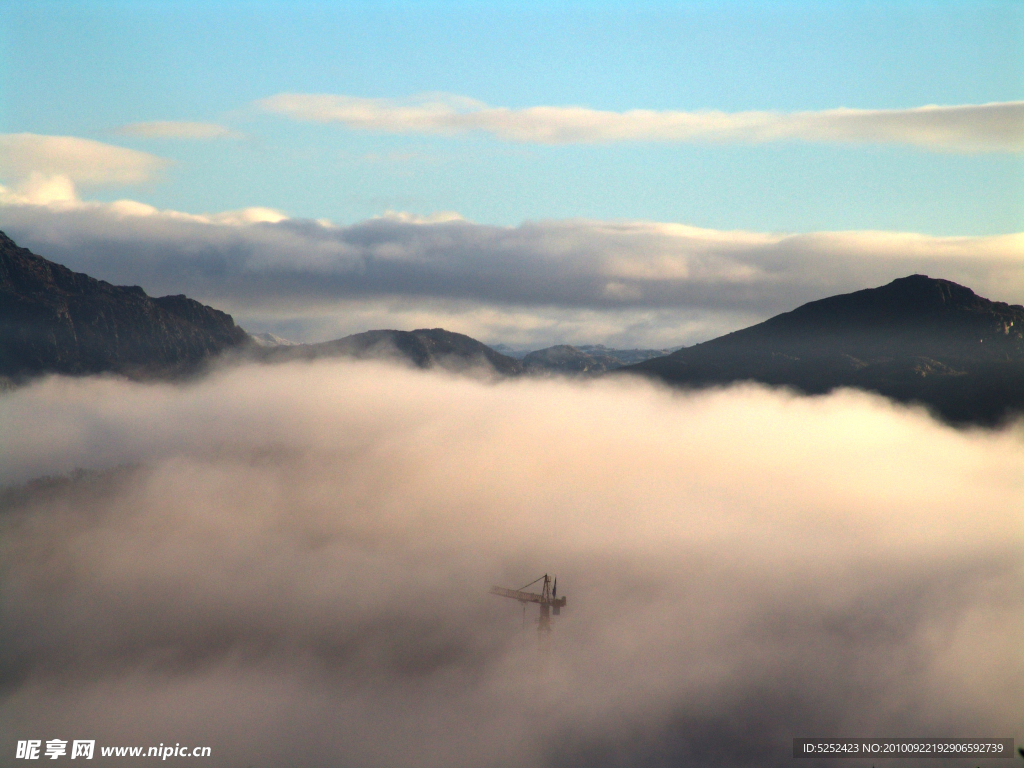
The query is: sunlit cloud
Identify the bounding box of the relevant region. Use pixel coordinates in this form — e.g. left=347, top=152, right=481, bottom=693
left=259, top=93, right=1024, bottom=152
left=0, top=134, right=169, bottom=187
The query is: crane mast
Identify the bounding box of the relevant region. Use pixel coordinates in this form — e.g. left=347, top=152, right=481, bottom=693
left=490, top=574, right=566, bottom=636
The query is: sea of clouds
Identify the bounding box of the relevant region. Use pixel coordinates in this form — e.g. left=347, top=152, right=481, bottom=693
left=1, top=359, right=1021, bottom=767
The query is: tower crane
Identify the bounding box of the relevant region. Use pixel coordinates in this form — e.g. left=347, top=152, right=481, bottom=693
left=490, top=574, right=566, bottom=635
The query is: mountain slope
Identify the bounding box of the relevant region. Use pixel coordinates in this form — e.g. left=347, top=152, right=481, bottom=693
left=0, top=230, right=249, bottom=380
left=625, top=275, right=1024, bottom=425
left=254, top=327, right=524, bottom=375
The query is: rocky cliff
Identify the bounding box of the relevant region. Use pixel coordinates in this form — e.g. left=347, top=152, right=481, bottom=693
left=0, top=231, right=249, bottom=380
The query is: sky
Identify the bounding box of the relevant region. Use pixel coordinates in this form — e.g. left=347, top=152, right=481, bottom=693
left=0, top=0, right=1022, bottom=345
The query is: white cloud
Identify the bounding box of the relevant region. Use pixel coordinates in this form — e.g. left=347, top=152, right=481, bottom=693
left=1, top=363, right=1021, bottom=766
left=113, top=121, right=244, bottom=140
left=259, top=93, right=1024, bottom=152
left=1, top=196, right=1021, bottom=346
left=0, top=134, right=169, bottom=187
left=0, top=172, right=80, bottom=206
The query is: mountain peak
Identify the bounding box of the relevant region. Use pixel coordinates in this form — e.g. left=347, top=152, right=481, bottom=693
left=734, top=274, right=1021, bottom=344
left=864, top=273, right=984, bottom=309
left=627, top=274, right=1024, bottom=425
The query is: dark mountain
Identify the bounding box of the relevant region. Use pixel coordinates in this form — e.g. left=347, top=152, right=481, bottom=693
left=0, top=231, right=249, bottom=381
left=625, top=275, right=1024, bottom=425
left=253, top=328, right=524, bottom=375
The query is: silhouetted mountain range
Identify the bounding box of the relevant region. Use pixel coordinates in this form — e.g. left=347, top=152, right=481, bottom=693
left=2, top=231, right=1021, bottom=426
left=0, top=231, right=248, bottom=382
left=624, top=275, right=1024, bottom=425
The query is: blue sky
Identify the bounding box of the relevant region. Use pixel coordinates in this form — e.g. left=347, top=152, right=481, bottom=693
left=0, top=1, right=1021, bottom=346
left=1, top=0, right=1021, bottom=234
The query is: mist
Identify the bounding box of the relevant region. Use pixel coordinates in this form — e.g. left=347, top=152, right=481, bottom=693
left=1, top=360, right=1021, bottom=767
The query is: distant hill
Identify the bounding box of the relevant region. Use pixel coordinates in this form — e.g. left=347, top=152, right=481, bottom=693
left=575, top=345, right=682, bottom=366
left=624, top=275, right=1024, bottom=426
left=252, top=328, right=524, bottom=376
left=249, top=332, right=301, bottom=347
left=523, top=344, right=676, bottom=374
left=523, top=344, right=619, bottom=373
left=0, top=231, right=249, bottom=381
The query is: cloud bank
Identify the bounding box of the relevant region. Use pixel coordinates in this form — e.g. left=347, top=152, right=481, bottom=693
left=0, top=361, right=1021, bottom=767
left=1, top=195, right=1021, bottom=346
left=259, top=93, right=1024, bottom=152
left=112, top=122, right=244, bottom=140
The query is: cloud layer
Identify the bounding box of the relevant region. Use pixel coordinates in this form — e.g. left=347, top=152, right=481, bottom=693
left=1, top=195, right=1021, bottom=346
left=0, top=134, right=168, bottom=187
left=259, top=93, right=1024, bottom=152
left=1, top=361, right=1021, bottom=767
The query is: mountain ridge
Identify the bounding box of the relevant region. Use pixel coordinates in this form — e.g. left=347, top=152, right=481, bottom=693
left=3, top=231, right=1021, bottom=426
left=624, top=274, right=1024, bottom=425
left=0, top=230, right=249, bottom=381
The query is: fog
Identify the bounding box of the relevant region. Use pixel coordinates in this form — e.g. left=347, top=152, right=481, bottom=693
left=1, top=360, right=1021, bottom=767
